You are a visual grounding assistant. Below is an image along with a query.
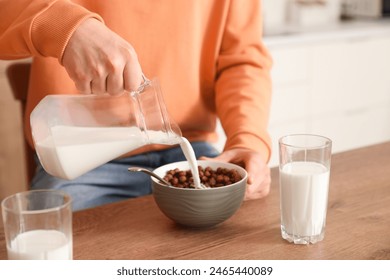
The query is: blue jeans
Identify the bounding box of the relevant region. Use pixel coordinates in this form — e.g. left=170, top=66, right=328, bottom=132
left=31, top=142, right=219, bottom=211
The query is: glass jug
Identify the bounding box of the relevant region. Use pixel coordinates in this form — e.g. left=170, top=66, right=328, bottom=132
left=30, top=77, right=182, bottom=180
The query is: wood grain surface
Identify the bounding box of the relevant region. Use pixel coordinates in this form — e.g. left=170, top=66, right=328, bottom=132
left=1, top=142, right=390, bottom=260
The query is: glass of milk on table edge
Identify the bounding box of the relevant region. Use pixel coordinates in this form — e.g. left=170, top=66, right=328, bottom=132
left=1, top=189, right=72, bottom=260
left=278, top=134, right=332, bottom=245
left=30, top=76, right=182, bottom=180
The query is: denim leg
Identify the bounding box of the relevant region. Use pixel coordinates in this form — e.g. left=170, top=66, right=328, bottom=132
left=31, top=141, right=220, bottom=211
left=31, top=153, right=155, bottom=211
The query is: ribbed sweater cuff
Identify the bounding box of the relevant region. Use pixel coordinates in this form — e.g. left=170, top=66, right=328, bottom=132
left=31, top=0, right=103, bottom=62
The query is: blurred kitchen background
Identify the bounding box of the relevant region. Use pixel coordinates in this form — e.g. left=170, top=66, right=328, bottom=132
left=261, top=0, right=390, bottom=166
left=1, top=0, right=390, bottom=199
left=215, top=0, right=390, bottom=167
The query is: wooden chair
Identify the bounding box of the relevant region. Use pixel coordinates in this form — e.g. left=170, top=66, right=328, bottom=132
left=6, top=62, right=36, bottom=183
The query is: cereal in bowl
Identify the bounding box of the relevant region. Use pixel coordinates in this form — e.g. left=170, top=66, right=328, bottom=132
left=163, top=166, right=242, bottom=189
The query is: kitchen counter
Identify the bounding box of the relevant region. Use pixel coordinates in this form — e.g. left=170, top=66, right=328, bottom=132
left=264, top=18, right=390, bottom=48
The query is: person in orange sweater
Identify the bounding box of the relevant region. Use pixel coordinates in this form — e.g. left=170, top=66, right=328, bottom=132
left=0, top=0, right=272, bottom=211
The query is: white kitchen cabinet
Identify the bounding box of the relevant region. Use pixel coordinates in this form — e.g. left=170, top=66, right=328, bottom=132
left=271, top=47, right=310, bottom=85
left=267, top=29, right=390, bottom=167
left=310, top=102, right=390, bottom=153
left=269, top=84, right=310, bottom=126
left=268, top=46, right=312, bottom=166
left=268, top=84, right=311, bottom=166
left=310, top=37, right=390, bottom=114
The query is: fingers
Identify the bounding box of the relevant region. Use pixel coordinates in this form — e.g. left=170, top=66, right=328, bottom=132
left=206, top=148, right=271, bottom=201
left=90, top=74, right=107, bottom=95
left=244, top=153, right=271, bottom=200
left=73, top=78, right=91, bottom=94
left=62, top=18, right=143, bottom=96
left=85, top=60, right=140, bottom=95
left=71, top=59, right=142, bottom=96
left=244, top=154, right=265, bottom=185
left=107, top=49, right=143, bottom=95
left=85, top=60, right=143, bottom=95
left=123, top=61, right=143, bottom=93
left=106, top=70, right=123, bottom=96
left=244, top=167, right=271, bottom=200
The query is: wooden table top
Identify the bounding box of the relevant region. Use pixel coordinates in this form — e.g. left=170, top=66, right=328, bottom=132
left=1, top=142, right=390, bottom=260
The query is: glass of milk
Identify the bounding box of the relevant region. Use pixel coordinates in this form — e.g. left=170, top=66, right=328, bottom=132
left=1, top=190, right=72, bottom=259
left=279, top=134, right=332, bottom=245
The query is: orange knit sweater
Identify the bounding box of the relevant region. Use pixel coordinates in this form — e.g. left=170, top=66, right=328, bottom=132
left=0, top=0, right=273, bottom=161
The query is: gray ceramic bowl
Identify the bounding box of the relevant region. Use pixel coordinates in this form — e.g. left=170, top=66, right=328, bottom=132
left=151, top=160, right=247, bottom=228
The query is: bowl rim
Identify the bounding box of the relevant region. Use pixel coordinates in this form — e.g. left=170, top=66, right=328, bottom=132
left=151, top=160, right=248, bottom=191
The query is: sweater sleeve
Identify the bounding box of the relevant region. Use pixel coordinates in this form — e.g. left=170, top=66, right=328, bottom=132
left=0, top=0, right=103, bottom=62
left=215, top=0, right=273, bottom=162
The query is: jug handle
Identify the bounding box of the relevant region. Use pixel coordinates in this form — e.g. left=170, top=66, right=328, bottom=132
left=131, top=74, right=151, bottom=96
